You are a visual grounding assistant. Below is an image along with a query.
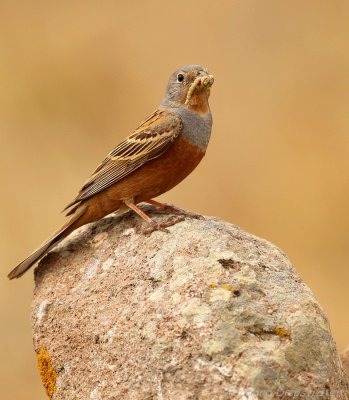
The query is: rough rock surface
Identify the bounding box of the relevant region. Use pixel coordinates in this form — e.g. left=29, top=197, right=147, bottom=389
left=342, top=346, right=349, bottom=380
left=32, top=206, right=348, bottom=400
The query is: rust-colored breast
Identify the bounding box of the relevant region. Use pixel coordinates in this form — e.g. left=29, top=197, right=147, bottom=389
left=90, top=134, right=205, bottom=212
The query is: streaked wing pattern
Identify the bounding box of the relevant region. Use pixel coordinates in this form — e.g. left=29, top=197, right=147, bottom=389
left=64, top=110, right=182, bottom=211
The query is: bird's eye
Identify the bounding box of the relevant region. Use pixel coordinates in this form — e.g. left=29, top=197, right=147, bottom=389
left=177, top=73, right=184, bottom=83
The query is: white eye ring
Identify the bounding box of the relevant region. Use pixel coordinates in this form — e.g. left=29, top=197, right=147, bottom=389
left=177, top=73, right=184, bottom=83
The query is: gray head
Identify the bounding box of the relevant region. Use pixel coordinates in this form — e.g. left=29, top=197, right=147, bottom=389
left=162, top=65, right=214, bottom=112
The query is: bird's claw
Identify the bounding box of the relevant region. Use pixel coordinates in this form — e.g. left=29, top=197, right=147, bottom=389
left=142, top=216, right=186, bottom=235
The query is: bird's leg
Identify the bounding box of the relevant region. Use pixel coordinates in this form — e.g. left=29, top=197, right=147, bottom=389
left=124, top=199, right=175, bottom=233
left=141, top=198, right=202, bottom=235
left=144, top=199, right=203, bottom=220
left=144, top=199, right=168, bottom=209
left=124, top=199, right=201, bottom=234
left=143, top=199, right=180, bottom=216
left=124, top=200, right=152, bottom=223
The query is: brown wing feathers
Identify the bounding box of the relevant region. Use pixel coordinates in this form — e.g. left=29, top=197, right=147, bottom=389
left=63, top=110, right=182, bottom=212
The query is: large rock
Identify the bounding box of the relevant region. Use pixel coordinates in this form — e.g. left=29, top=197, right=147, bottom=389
left=342, top=347, right=349, bottom=380
left=32, top=206, right=348, bottom=399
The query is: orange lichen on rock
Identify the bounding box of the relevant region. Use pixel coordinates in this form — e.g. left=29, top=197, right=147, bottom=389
left=37, top=347, right=57, bottom=398
left=274, top=327, right=290, bottom=338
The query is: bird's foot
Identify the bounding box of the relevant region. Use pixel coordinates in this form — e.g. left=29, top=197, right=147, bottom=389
left=143, top=200, right=204, bottom=220
left=142, top=215, right=186, bottom=235
left=124, top=199, right=203, bottom=234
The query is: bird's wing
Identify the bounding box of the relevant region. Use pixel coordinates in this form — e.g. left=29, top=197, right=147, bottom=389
left=64, top=109, right=182, bottom=212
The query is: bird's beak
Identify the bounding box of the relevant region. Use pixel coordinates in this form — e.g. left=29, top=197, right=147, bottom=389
left=185, top=74, right=214, bottom=105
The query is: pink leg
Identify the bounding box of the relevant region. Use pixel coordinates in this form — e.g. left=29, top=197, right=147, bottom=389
left=144, top=199, right=168, bottom=209
left=124, top=200, right=152, bottom=223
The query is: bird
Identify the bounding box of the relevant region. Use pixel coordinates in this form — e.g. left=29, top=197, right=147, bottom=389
left=8, top=65, right=214, bottom=279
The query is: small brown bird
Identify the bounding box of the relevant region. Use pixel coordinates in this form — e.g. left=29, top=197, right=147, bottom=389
left=8, top=65, right=214, bottom=279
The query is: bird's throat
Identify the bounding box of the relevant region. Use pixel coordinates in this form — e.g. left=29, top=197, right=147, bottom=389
left=186, top=90, right=210, bottom=114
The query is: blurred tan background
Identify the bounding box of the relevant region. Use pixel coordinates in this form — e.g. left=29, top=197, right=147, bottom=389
left=1, top=0, right=348, bottom=398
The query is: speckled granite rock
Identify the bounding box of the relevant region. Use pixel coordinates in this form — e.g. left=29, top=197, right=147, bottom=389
left=32, top=206, right=348, bottom=400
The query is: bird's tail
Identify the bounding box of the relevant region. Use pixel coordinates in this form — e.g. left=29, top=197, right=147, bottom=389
left=7, top=205, right=87, bottom=280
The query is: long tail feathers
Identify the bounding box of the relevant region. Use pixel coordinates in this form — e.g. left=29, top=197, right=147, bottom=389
left=8, top=205, right=87, bottom=280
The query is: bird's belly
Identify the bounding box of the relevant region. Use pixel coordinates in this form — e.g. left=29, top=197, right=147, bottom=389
left=102, top=134, right=205, bottom=204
